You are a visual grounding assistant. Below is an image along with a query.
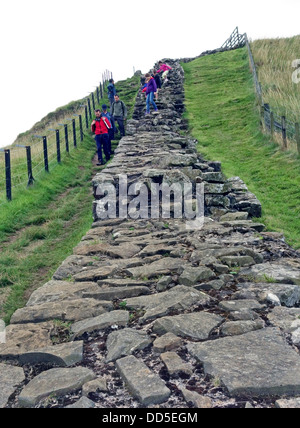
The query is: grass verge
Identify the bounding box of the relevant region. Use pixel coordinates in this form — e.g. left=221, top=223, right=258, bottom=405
left=0, top=135, right=96, bottom=323
left=182, top=48, right=300, bottom=249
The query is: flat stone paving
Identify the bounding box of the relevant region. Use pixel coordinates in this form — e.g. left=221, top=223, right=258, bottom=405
left=1, top=59, right=300, bottom=408
left=188, top=328, right=300, bottom=397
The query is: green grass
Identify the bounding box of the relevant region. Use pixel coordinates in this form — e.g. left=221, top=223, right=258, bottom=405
left=0, top=73, right=140, bottom=323
left=0, top=135, right=96, bottom=323
left=182, top=48, right=300, bottom=249
left=251, top=36, right=300, bottom=122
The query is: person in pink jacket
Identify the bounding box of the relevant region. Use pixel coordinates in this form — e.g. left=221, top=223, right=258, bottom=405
left=156, top=62, right=172, bottom=83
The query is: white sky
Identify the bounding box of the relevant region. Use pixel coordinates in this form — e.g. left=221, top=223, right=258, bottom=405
left=0, top=0, right=299, bottom=148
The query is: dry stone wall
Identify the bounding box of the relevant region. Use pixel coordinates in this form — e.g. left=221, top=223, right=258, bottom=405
left=1, top=60, right=300, bottom=408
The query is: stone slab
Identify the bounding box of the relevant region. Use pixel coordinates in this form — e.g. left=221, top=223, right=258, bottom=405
left=235, top=282, right=300, bottom=307
left=126, top=257, right=185, bottom=279
left=0, top=364, right=25, bottom=408
left=19, top=341, right=84, bottom=367
left=219, top=299, right=264, bottom=313
left=160, top=352, right=193, bottom=376
left=106, top=328, right=152, bottom=362
left=73, top=265, right=119, bottom=282
left=153, top=333, right=183, bottom=353
left=240, top=262, right=300, bottom=285
left=267, top=306, right=300, bottom=333
left=0, top=322, right=53, bottom=360
left=179, top=266, right=216, bottom=286
left=26, top=280, right=101, bottom=306
left=188, top=328, right=300, bottom=397
left=74, top=242, right=142, bottom=259
left=97, top=278, right=154, bottom=288
left=115, top=355, right=170, bottom=406
left=71, top=310, right=129, bottom=339
left=65, top=396, right=96, bottom=408
left=83, top=286, right=151, bottom=301
left=125, top=285, right=211, bottom=323
left=181, top=387, right=213, bottom=408
left=18, top=367, right=96, bottom=408
left=11, top=299, right=113, bottom=324
left=153, top=311, right=223, bottom=340
left=221, top=320, right=265, bottom=337
left=275, top=398, right=300, bottom=408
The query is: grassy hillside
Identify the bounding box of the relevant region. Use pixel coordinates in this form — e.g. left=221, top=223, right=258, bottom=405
left=0, top=73, right=140, bottom=323
left=182, top=47, right=300, bottom=249
left=0, top=74, right=140, bottom=204
left=251, top=36, right=300, bottom=122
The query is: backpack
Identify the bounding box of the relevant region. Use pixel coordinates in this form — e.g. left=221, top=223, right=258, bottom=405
left=108, top=84, right=115, bottom=96
left=111, top=101, right=125, bottom=117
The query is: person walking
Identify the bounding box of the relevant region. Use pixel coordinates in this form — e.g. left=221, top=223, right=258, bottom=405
left=110, top=94, right=127, bottom=137
left=145, top=73, right=158, bottom=115
left=107, top=79, right=117, bottom=107
left=91, top=109, right=112, bottom=166
left=101, top=104, right=116, bottom=155
left=156, top=61, right=172, bottom=83
left=152, top=70, right=162, bottom=101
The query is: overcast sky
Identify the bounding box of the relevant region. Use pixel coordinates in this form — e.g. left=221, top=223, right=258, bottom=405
left=0, top=0, right=299, bottom=148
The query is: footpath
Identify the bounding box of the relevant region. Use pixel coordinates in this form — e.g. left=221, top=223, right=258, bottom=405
left=1, top=60, right=300, bottom=409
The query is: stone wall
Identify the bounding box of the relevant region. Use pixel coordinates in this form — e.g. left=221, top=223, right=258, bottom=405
left=1, top=60, right=300, bottom=409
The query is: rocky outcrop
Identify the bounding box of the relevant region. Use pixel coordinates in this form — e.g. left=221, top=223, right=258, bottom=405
left=1, top=59, right=300, bottom=408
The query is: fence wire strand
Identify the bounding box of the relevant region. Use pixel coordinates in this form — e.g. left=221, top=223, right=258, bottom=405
left=0, top=75, right=111, bottom=203
left=246, top=35, right=300, bottom=153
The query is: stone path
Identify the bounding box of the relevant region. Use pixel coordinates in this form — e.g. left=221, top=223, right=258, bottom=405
left=1, top=60, right=300, bottom=408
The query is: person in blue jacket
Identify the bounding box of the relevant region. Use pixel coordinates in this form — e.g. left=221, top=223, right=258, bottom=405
left=101, top=104, right=116, bottom=155
left=107, top=79, right=116, bottom=107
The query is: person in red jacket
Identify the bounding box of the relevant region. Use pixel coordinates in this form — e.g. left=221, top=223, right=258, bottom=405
left=91, top=109, right=112, bottom=166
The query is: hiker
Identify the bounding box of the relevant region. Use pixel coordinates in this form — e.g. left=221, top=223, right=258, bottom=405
left=145, top=73, right=158, bottom=115
left=140, top=75, right=146, bottom=86
left=91, top=109, right=112, bottom=166
left=152, top=70, right=162, bottom=101
left=101, top=104, right=116, bottom=155
left=156, top=61, right=172, bottom=83
left=107, top=79, right=116, bottom=107
left=110, top=94, right=127, bottom=137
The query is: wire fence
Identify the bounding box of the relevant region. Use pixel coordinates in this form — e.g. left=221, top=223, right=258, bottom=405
left=245, top=36, right=300, bottom=154
left=0, top=70, right=113, bottom=205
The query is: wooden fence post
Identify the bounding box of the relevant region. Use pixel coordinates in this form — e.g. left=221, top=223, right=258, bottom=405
left=270, top=112, right=275, bottom=138
left=260, top=104, right=265, bottom=129
left=26, top=146, right=34, bottom=186
left=79, top=115, right=83, bottom=142
left=43, top=136, right=49, bottom=172
left=4, top=149, right=12, bottom=201
left=87, top=98, right=92, bottom=119
left=64, top=124, right=69, bottom=153
left=56, top=130, right=61, bottom=163
left=281, top=116, right=287, bottom=149
left=85, top=106, right=89, bottom=129
left=72, top=119, right=77, bottom=148
left=91, top=93, right=95, bottom=111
